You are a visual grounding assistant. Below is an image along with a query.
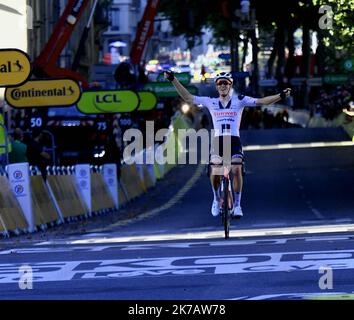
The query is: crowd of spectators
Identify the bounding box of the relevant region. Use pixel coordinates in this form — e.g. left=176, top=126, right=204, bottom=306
left=309, top=84, right=353, bottom=120
left=240, top=107, right=291, bottom=130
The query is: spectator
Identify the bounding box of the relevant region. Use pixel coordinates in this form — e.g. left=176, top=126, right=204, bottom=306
left=9, top=128, right=28, bottom=164
left=103, top=132, right=122, bottom=179
left=310, top=84, right=353, bottom=120
left=200, top=64, right=206, bottom=83
left=25, top=129, right=51, bottom=180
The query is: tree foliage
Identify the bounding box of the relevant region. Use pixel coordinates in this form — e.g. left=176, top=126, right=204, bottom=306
left=313, top=0, right=354, bottom=52
left=158, top=0, right=353, bottom=54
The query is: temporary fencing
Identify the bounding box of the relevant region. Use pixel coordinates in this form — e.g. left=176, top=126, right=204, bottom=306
left=0, top=113, right=194, bottom=238
left=30, top=170, right=61, bottom=226
left=0, top=173, right=28, bottom=236
left=90, top=167, right=116, bottom=213
left=120, top=164, right=146, bottom=201
left=46, top=167, right=89, bottom=219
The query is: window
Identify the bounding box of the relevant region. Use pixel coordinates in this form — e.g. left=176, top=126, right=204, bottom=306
left=109, top=8, right=120, bottom=31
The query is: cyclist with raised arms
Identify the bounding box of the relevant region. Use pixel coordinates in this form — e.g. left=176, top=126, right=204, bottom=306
left=164, top=70, right=291, bottom=218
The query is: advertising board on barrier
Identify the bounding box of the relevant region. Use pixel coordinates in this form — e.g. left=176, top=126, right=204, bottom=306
left=75, top=164, right=91, bottom=213
left=102, top=164, right=119, bottom=208
left=0, top=49, right=31, bottom=87
left=5, top=78, right=82, bottom=108
left=7, top=162, right=34, bottom=232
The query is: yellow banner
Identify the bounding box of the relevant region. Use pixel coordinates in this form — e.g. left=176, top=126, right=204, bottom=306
left=0, top=49, right=31, bottom=87
left=5, top=79, right=82, bottom=108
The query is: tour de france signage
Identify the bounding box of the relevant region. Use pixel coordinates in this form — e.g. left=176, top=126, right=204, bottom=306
left=5, top=79, right=82, bottom=108
left=76, top=90, right=140, bottom=114
left=0, top=49, right=31, bottom=87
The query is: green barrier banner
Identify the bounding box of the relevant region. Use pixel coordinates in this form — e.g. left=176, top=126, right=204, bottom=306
left=343, top=59, right=353, bottom=71
left=143, top=82, right=198, bottom=97
left=137, top=91, right=158, bottom=111
left=156, top=72, right=192, bottom=85
left=0, top=49, right=31, bottom=87
left=5, top=79, right=82, bottom=108
left=77, top=90, right=139, bottom=114
left=323, top=74, right=349, bottom=84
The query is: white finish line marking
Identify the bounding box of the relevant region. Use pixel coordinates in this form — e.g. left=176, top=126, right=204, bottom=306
left=66, top=223, right=354, bottom=245
left=1, top=249, right=354, bottom=283
left=243, top=141, right=354, bottom=151
left=1, top=234, right=352, bottom=255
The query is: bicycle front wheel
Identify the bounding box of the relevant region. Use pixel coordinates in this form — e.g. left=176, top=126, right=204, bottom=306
left=222, top=179, right=230, bottom=239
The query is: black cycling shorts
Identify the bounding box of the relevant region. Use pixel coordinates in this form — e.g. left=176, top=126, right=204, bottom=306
left=210, top=136, right=244, bottom=164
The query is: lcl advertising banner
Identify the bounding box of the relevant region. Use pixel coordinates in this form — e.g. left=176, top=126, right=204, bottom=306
left=76, top=90, right=139, bottom=114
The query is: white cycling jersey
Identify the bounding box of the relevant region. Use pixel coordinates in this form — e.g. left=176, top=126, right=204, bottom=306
left=193, top=94, right=258, bottom=137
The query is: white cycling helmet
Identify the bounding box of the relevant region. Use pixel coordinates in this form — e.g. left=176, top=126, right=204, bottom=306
left=214, top=72, right=233, bottom=84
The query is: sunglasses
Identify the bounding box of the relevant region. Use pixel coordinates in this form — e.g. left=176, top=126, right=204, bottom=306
left=216, top=81, right=231, bottom=86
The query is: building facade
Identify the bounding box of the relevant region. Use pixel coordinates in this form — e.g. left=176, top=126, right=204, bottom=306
left=26, top=0, right=106, bottom=79
left=102, top=0, right=144, bottom=60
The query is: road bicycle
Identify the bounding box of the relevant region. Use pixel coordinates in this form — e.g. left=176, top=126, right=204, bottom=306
left=219, top=165, right=234, bottom=239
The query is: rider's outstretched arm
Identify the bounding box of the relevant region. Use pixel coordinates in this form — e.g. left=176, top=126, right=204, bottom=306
left=164, top=70, right=194, bottom=104
left=256, top=88, right=292, bottom=106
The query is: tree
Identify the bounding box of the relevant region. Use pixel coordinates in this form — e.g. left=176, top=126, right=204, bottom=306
left=158, top=0, right=353, bottom=99
left=313, top=0, right=354, bottom=72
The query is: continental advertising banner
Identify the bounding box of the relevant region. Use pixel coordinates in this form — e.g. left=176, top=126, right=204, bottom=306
left=0, top=49, right=31, bottom=87
left=5, top=78, right=81, bottom=108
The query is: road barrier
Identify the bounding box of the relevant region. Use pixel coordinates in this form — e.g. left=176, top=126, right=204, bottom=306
left=75, top=164, right=92, bottom=214
left=30, top=171, right=61, bottom=226
left=307, top=111, right=354, bottom=141
left=0, top=174, right=28, bottom=236
left=102, top=164, right=119, bottom=208
left=118, top=183, right=128, bottom=207
left=0, top=112, right=194, bottom=238
left=120, top=164, right=146, bottom=201
left=141, top=164, right=155, bottom=190
left=46, top=171, right=89, bottom=220
left=7, top=163, right=36, bottom=232
left=91, top=171, right=116, bottom=213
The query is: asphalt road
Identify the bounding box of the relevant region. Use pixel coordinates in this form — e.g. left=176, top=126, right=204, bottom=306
left=1, top=128, right=354, bottom=302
